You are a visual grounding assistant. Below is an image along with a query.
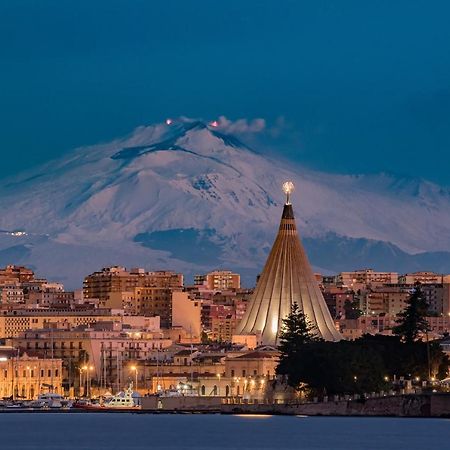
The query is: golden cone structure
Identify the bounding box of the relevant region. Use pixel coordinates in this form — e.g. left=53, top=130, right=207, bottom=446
left=236, top=182, right=341, bottom=345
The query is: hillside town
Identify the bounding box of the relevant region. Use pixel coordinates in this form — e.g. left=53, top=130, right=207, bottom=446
left=1, top=262, right=449, bottom=401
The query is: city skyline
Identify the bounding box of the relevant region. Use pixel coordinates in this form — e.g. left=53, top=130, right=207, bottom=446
left=2, top=2, right=450, bottom=444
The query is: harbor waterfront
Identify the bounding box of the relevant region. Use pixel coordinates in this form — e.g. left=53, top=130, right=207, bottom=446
left=0, top=414, right=449, bottom=450
left=2, top=392, right=450, bottom=417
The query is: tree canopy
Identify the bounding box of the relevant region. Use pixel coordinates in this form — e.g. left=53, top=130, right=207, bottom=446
left=393, top=283, right=430, bottom=343
left=278, top=301, right=318, bottom=355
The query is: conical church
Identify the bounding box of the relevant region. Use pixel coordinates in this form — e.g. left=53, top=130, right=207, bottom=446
left=236, top=181, right=341, bottom=345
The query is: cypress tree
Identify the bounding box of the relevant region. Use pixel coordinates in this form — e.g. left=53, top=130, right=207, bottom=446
left=393, top=283, right=430, bottom=343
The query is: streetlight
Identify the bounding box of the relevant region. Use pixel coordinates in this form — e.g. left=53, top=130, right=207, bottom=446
left=26, top=366, right=30, bottom=399
left=131, top=366, right=138, bottom=391
left=216, top=373, right=221, bottom=396
left=88, top=366, right=94, bottom=398
left=79, top=367, right=83, bottom=397
left=81, top=365, right=88, bottom=397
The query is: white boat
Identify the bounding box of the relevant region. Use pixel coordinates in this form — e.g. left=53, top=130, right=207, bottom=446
left=37, top=393, right=64, bottom=408
left=103, top=383, right=141, bottom=409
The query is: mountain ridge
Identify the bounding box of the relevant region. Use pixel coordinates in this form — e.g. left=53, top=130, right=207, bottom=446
left=0, top=117, right=449, bottom=288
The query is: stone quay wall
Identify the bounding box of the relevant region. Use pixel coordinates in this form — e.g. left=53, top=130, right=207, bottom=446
left=141, top=393, right=450, bottom=417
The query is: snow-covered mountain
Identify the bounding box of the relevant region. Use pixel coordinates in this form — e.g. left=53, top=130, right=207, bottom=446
left=0, top=118, right=449, bottom=289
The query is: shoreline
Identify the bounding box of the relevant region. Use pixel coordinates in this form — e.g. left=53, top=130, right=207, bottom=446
left=1, top=392, right=450, bottom=418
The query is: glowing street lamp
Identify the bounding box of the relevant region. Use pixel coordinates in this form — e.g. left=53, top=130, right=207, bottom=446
left=216, top=373, right=221, bottom=396
left=80, top=366, right=89, bottom=397
left=89, top=366, right=94, bottom=396
left=131, top=365, right=138, bottom=391
left=79, top=367, right=84, bottom=397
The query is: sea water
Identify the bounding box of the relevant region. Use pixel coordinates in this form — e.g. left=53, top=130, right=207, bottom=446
left=0, top=413, right=449, bottom=450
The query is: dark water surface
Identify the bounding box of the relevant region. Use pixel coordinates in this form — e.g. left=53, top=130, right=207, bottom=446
left=0, top=413, right=449, bottom=450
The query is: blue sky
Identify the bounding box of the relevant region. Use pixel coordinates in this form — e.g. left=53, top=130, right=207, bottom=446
left=1, top=0, right=450, bottom=185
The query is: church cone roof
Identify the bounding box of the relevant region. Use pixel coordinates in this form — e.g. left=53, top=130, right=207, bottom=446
left=236, top=182, right=341, bottom=345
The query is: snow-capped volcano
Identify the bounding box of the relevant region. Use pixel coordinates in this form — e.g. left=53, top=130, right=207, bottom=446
left=0, top=117, right=449, bottom=288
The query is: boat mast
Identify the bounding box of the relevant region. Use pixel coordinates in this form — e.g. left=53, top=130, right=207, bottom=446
left=189, top=325, right=193, bottom=389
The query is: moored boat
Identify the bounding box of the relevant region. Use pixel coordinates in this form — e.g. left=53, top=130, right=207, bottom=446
left=73, top=384, right=141, bottom=411
left=37, top=393, right=66, bottom=408
left=104, top=383, right=141, bottom=409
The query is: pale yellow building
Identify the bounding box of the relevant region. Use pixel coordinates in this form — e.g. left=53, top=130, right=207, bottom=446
left=0, top=310, right=123, bottom=338
left=367, top=287, right=410, bottom=316
left=83, top=266, right=183, bottom=307
left=398, top=271, right=443, bottom=285
left=171, top=291, right=201, bottom=342
left=0, top=282, right=24, bottom=305
left=338, top=269, right=398, bottom=290
left=205, top=271, right=241, bottom=290
left=224, top=350, right=278, bottom=379
left=211, top=317, right=239, bottom=342
left=231, top=334, right=260, bottom=349
left=0, top=348, right=63, bottom=399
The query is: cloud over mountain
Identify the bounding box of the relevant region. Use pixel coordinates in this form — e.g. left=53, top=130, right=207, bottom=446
left=215, top=116, right=266, bottom=134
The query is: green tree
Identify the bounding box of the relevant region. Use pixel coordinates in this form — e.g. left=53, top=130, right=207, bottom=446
left=200, top=331, right=210, bottom=344
left=344, top=299, right=362, bottom=319
left=277, top=338, right=387, bottom=397
left=393, top=283, right=430, bottom=343
left=277, top=302, right=318, bottom=387
left=276, top=331, right=449, bottom=398
left=278, top=302, right=318, bottom=355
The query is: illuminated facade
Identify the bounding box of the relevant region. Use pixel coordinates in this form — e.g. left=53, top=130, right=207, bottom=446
left=338, top=269, right=399, bottom=289
left=398, top=271, right=444, bottom=285
left=0, top=310, right=122, bottom=338
left=203, top=271, right=241, bottom=290
left=83, top=266, right=183, bottom=306
left=0, top=348, right=63, bottom=399
left=236, top=181, right=341, bottom=345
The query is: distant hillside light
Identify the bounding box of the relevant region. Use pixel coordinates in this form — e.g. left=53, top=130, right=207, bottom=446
left=210, top=120, right=219, bottom=127
left=165, top=118, right=172, bottom=125
left=282, top=180, right=295, bottom=204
